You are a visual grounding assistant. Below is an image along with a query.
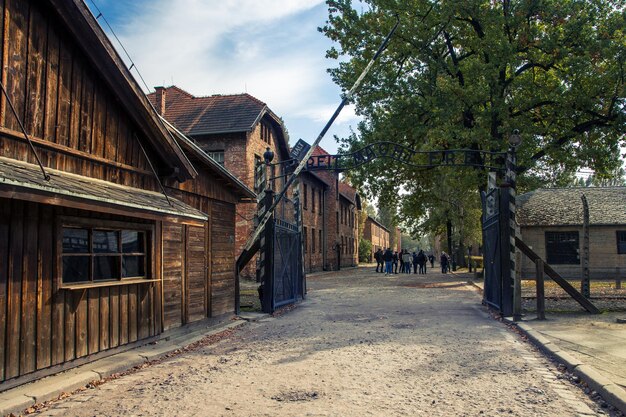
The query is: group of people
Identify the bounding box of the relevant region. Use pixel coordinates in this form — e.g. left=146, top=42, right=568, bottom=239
left=374, top=248, right=435, bottom=276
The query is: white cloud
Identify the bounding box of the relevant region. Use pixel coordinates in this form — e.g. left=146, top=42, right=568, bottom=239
left=295, top=103, right=360, bottom=126
left=100, top=0, right=359, bottom=146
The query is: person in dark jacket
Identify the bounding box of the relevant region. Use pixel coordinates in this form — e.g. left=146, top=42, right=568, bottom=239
left=393, top=251, right=399, bottom=274
left=428, top=254, right=435, bottom=269
left=412, top=252, right=418, bottom=274
left=383, top=248, right=394, bottom=275
left=374, top=249, right=383, bottom=273
left=440, top=252, right=449, bottom=273
left=417, top=250, right=427, bottom=274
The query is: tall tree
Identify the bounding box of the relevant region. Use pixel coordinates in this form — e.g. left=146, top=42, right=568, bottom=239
left=320, top=0, right=625, bottom=227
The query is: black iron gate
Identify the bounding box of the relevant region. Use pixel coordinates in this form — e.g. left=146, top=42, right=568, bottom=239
left=481, top=187, right=502, bottom=311
left=272, top=219, right=302, bottom=309
left=481, top=186, right=514, bottom=315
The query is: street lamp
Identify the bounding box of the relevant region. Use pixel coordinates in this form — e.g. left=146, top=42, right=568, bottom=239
left=508, top=129, right=522, bottom=148
left=263, top=147, right=274, bottom=191
left=263, top=147, right=274, bottom=165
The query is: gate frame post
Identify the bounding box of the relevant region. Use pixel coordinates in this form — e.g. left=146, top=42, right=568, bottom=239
left=499, top=184, right=514, bottom=317
left=506, top=131, right=521, bottom=320
left=293, top=179, right=306, bottom=299
left=262, top=189, right=275, bottom=313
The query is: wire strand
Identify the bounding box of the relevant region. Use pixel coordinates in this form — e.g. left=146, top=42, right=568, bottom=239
left=0, top=80, right=50, bottom=181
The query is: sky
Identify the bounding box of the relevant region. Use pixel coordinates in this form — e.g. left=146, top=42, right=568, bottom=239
left=87, top=0, right=360, bottom=155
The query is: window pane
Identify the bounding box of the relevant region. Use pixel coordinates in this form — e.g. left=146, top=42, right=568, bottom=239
left=618, top=231, right=626, bottom=254
left=546, top=232, right=579, bottom=264
left=93, top=230, right=119, bottom=253
left=62, top=228, right=89, bottom=253
left=122, top=230, right=144, bottom=253
left=63, top=256, right=90, bottom=283
left=94, top=256, right=120, bottom=280
left=123, top=256, right=146, bottom=278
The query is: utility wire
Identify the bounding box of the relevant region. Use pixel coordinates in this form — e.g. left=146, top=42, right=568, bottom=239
left=0, top=80, right=50, bottom=181
left=88, top=0, right=195, bottom=180
left=88, top=0, right=152, bottom=93
left=134, top=133, right=173, bottom=207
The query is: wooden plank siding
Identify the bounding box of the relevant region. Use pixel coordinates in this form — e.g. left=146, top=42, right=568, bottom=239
left=162, top=223, right=183, bottom=330
left=0, top=199, right=160, bottom=384
left=0, top=0, right=158, bottom=190
left=210, top=201, right=236, bottom=316
left=185, top=225, right=207, bottom=323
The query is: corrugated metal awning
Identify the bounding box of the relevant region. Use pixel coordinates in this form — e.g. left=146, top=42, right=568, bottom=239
left=0, top=156, right=208, bottom=221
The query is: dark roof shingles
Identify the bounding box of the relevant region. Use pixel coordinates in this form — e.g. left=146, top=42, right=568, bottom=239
left=516, top=187, right=626, bottom=226
left=148, top=87, right=266, bottom=136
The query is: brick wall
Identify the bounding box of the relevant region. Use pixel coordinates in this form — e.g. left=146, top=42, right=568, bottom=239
left=193, top=118, right=284, bottom=280
left=338, top=196, right=358, bottom=267
left=301, top=172, right=326, bottom=272
left=365, top=217, right=390, bottom=260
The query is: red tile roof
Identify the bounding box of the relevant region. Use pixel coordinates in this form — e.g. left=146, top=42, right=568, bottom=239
left=147, top=86, right=268, bottom=136
left=338, top=181, right=357, bottom=204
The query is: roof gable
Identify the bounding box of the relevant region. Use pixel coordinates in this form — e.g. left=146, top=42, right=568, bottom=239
left=517, top=187, right=626, bottom=226
left=366, top=216, right=390, bottom=233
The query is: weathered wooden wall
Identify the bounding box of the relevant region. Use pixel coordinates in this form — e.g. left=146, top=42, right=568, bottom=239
left=161, top=220, right=212, bottom=330
left=0, top=0, right=159, bottom=190
left=166, top=185, right=238, bottom=320
left=210, top=201, right=235, bottom=316
left=520, top=225, right=626, bottom=280
left=0, top=198, right=160, bottom=384
left=162, top=222, right=184, bottom=330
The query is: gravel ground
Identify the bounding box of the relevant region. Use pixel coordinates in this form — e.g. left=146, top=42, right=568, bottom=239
left=32, top=268, right=619, bottom=417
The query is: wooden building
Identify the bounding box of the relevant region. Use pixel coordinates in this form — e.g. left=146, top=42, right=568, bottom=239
left=0, top=0, right=252, bottom=388
left=363, top=216, right=391, bottom=261
left=517, top=187, right=626, bottom=280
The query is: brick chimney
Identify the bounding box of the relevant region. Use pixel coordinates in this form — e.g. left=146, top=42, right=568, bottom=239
left=154, top=86, right=166, bottom=115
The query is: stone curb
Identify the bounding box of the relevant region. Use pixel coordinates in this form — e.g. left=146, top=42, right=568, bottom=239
left=509, top=319, right=626, bottom=414
left=0, top=320, right=246, bottom=417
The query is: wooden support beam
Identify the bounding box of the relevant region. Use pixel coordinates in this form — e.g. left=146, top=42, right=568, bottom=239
left=515, top=237, right=600, bottom=314
left=535, top=259, right=545, bottom=320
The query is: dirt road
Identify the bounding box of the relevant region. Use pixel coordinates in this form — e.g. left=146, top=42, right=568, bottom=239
left=37, top=268, right=615, bottom=416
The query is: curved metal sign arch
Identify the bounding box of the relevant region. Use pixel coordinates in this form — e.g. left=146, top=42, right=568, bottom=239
left=300, top=141, right=508, bottom=173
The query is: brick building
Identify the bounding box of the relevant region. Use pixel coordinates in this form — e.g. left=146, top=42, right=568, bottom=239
left=300, top=146, right=361, bottom=272
left=148, top=88, right=361, bottom=275
left=300, top=171, right=329, bottom=272
left=147, top=86, right=291, bottom=278
left=337, top=182, right=360, bottom=268
left=395, top=227, right=402, bottom=253
left=364, top=216, right=391, bottom=261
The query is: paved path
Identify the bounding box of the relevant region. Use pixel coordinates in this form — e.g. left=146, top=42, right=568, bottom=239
left=34, top=268, right=616, bottom=416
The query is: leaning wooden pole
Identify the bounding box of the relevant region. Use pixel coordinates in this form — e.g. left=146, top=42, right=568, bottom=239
left=581, top=193, right=590, bottom=298
left=515, top=236, right=599, bottom=314
left=236, top=17, right=400, bottom=272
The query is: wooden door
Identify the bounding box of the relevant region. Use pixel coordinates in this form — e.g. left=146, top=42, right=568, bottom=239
left=185, top=225, right=207, bottom=323
left=162, top=223, right=183, bottom=330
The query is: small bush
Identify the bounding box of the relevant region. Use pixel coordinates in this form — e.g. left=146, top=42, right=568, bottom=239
left=359, top=238, right=372, bottom=262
